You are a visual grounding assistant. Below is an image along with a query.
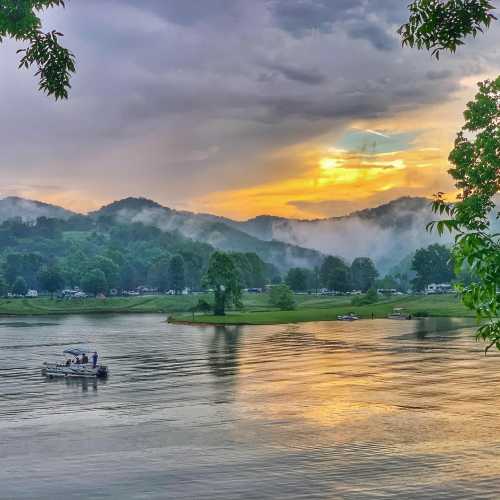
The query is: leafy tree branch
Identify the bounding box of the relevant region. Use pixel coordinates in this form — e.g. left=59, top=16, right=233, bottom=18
left=399, top=0, right=497, bottom=58
left=0, top=0, right=75, bottom=99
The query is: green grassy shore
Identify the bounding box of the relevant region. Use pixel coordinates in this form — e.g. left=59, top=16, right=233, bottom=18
left=171, top=294, right=472, bottom=325
left=0, top=293, right=471, bottom=324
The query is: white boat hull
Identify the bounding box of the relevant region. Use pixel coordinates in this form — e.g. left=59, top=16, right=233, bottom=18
left=42, top=362, right=108, bottom=378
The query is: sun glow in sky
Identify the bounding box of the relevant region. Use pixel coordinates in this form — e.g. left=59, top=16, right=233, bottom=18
left=0, top=1, right=498, bottom=219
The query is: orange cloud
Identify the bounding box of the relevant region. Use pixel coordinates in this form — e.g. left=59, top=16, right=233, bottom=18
left=195, top=144, right=453, bottom=219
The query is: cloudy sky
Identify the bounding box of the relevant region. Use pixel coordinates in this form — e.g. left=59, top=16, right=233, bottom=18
left=0, top=0, right=498, bottom=219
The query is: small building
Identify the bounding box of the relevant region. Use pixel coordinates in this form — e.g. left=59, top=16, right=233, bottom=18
left=426, top=283, right=453, bottom=294
left=26, top=289, right=38, bottom=298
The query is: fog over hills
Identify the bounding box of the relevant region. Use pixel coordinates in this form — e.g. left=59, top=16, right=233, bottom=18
left=229, top=197, right=450, bottom=273
left=90, top=198, right=323, bottom=272
left=0, top=194, right=464, bottom=273
left=89, top=196, right=453, bottom=273
left=0, top=196, right=75, bottom=222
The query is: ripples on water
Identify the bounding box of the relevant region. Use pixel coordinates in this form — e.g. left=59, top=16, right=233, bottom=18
left=1, top=315, right=499, bottom=499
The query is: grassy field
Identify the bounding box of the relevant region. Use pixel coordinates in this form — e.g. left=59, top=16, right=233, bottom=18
left=0, top=295, right=201, bottom=316
left=0, top=293, right=471, bottom=323
left=176, top=293, right=472, bottom=325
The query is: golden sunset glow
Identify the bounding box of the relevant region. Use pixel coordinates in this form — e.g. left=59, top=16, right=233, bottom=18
left=319, top=157, right=343, bottom=170
left=195, top=141, right=452, bottom=219
left=191, top=78, right=491, bottom=220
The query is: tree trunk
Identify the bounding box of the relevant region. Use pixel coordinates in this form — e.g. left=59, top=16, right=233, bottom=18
left=214, top=291, right=225, bottom=316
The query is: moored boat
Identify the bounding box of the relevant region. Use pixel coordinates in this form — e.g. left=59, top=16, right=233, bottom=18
left=42, top=348, right=108, bottom=379
left=387, top=308, right=411, bottom=320
left=337, top=313, right=360, bottom=321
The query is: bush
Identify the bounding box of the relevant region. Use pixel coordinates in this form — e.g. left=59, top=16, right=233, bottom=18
left=351, top=287, right=379, bottom=306
left=414, top=310, right=429, bottom=318
left=269, top=284, right=296, bottom=310
left=195, top=298, right=213, bottom=314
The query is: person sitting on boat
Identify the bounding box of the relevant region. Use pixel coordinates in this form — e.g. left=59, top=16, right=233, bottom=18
left=82, top=353, right=89, bottom=364
left=92, top=351, right=98, bottom=368
left=75, top=357, right=81, bottom=364
left=65, top=359, right=71, bottom=366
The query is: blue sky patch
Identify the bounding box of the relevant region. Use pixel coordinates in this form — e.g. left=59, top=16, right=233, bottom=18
left=336, top=130, right=418, bottom=154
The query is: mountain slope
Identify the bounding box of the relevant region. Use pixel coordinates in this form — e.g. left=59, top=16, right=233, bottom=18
left=91, top=197, right=323, bottom=271
left=0, top=196, right=75, bottom=222
left=229, top=197, right=443, bottom=273
left=2, top=195, right=471, bottom=274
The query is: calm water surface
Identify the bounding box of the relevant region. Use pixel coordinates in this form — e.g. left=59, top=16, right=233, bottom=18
left=1, top=314, right=499, bottom=499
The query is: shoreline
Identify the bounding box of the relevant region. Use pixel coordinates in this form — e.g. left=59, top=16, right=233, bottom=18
left=0, top=294, right=473, bottom=324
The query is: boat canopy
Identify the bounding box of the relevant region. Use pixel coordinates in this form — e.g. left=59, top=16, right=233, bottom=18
left=63, top=348, right=89, bottom=357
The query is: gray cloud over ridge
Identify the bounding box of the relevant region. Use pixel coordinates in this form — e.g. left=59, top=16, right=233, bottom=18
left=0, top=0, right=498, bottom=213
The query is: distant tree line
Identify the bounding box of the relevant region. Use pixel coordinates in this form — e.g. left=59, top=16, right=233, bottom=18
left=0, top=216, right=465, bottom=301
left=284, top=256, right=379, bottom=293
left=0, top=216, right=278, bottom=297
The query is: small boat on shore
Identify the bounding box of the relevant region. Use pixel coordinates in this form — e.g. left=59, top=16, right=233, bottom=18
left=42, top=348, right=108, bottom=379
left=387, top=308, right=411, bottom=320
left=337, top=313, right=360, bottom=321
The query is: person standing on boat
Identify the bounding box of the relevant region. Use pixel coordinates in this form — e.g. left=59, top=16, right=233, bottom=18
left=92, top=351, right=98, bottom=368
left=82, top=353, right=89, bottom=364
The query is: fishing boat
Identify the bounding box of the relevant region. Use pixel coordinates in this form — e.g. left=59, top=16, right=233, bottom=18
left=387, top=308, right=411, bottom=320
left=42, top=348, right=108, bottom=379
left=337, top=313, right=360, bottom=321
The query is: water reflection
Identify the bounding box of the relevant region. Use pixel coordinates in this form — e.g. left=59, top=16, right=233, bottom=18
left=208, top=326, right=242, bottom=379
left=44, top=375, right=101, bottom=393
left=1, top=314, right=500, bottom=499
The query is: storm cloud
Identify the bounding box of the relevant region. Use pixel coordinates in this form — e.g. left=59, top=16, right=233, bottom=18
left=0, top=0, right=498, bottom=214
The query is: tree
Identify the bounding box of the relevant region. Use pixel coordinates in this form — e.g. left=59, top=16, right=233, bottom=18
left=351, top=287, right=379, bottom=306
left=230, top=252, right=267, bottom=289
left=119, top=261, right=140, bottom=291
left=375, top=275, right=400, bottom=291
left=285, top=267, right=310, bottom=292
left=38, top=265, right=64, bottom=298
left=411, top=244, right=455, bottom=291
left=148, top=255, right=170, bottom=292
left=168, top=255, right=186, bottom=294
left=203, top=251, right=242, bottom=316
left=190, top=298, right=213, bottom=320
left=0, top=0, right=75, bottom=99
left=429, top=80, right=499, bottom=349
left=3, top=253, right=44, bottom=288
left=0, top=275, right=8, bottom=297
left=12, top=276, right=28, bottom=296
left=350, top=257, right=379, bottom=292
left=196, top=298, right=212, bottom=314
left=320, top=256, right=351, bottom=292
left=81, top=269, right=108, bottom=297
left=400, top=1, right=499, bottom=350
left=399, top=0, right=497, bottom=59
left=92, top=256, right=119, bottom=289
left=269, top=284, right=296, bottom=311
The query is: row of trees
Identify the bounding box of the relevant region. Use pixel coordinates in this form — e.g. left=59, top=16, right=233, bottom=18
left=0, top=217, right=277, bottom=297
left=284, top=256, right=379, bottom=293
left=411, top=244, right=455, bottom=291
left=283, top=244, right=460, bottom=296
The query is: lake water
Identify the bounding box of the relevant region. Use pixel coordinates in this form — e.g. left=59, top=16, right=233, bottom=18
left=1, top=314, right=500, bottom=499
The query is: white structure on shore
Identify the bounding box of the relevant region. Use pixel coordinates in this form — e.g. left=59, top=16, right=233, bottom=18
left=426, top=283, right=453, bottom=294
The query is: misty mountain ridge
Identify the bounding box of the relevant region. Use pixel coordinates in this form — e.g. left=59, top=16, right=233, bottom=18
left=88, top=195, right=449, bottom=273
left=0, top=194, right=470, bottom=274
left=0, top=196, right=75, bottom=222
left=90, top=197, right=323, bottom=271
